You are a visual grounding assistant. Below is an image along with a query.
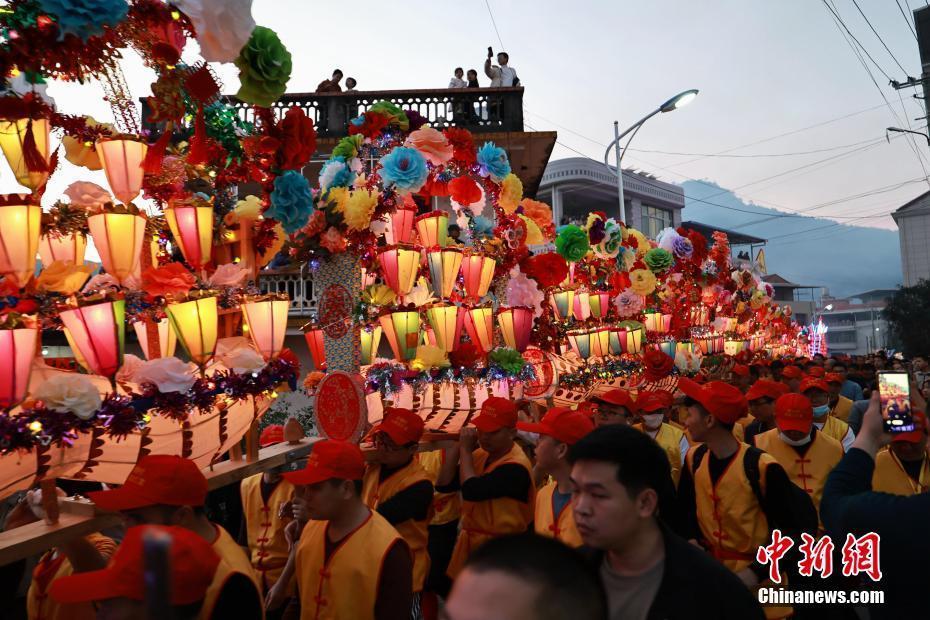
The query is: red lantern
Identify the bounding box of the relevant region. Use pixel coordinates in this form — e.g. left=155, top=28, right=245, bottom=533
left=497, top=306, right=534, bottom=352
left=464, top=306, right=494, bottom=353
left=303, top=323, right=326, bottom=370
left=377, top=245, right=422, bottom=297
left=385, top=202, right=417, bottom=245
left=461, top=253, right=496, bottom=300
left=59, top=298, right=126, bottom=384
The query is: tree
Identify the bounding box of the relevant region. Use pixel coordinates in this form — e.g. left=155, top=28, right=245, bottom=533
left=883, top=280, right=930, bottom=357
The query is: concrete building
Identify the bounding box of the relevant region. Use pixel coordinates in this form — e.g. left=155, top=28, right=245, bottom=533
left=891, top=189, right=930, bottom=286
left=762, top=274, right=819, bottom=326
left=819, top=289, right=897, bottom=355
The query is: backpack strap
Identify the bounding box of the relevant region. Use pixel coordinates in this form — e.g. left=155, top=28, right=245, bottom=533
left=688, top=443, right=709, bottom=474
left=742, top=446, right=765, bottom=506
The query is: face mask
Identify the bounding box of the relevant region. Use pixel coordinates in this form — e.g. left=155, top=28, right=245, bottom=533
left=779, top=431, right=811, bottom=447
left=812, top=404, right=829, bottom=418
left=642, top=413, right=664, bottom=430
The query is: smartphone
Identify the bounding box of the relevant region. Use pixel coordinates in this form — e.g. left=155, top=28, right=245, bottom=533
left=488, top=46, right=493, bottom=57
left=878, top=371, right=915, bottom=433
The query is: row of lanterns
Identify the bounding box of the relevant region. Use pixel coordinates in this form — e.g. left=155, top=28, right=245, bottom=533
left=378, top=245, right=497, bottom=301
left=565, top=325, right=645, bottom=361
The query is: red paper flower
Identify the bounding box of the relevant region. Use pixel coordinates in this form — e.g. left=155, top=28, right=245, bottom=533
left=450, top=342, right=483, bottom=368
left=444, top=127, right=476, bottom=165
left=642, top=348, right=674, bottom=382
left=520, top=253, right=568, bottom=289
left=607, top=271, right=631, bottom=295
left=349, top=111, right=391, bottom=140
left=448, top=176, right=482, bottom=205
left=141, top=262, right=196, bottom=298
left=277, top=107, right=317, bottom=170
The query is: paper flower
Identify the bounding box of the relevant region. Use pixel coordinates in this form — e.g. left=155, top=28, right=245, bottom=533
left=269, top=170, right=314, bottom=234
left=405, top=127, right=453, bottom=166
left=642, top=348, right=674, bottom=382
left=349, top=111, right=391, bottom=139
left=614, top=289, right=644, bottom=317
left=220, top=346, right=267, bottom=374
left=519, top=216, right=544, bottom=246
left=319, top=157, right=356, bottom=192
left=379, top=147, right=429, bottom=195
left=174, top=0, right=254, bottom=62
left=476, top=142, right=511, bottom=181
left=471, top=216, right=495, bottom=237
left=498, top=173, right=523, bottom=214
left=675, top=348, right=703, bottom=374
left=520, top=198, right=554, bottom=240
left=320, top=227, right=347, bottom=253
left=64, top=181, right=111, bottom=211
left=555, top=225, right=590, bottom=263
left=488, top=347, right=527, bottom=375
left=342, top=189, right=379, bottom=232
left=449, top=342, right=483, bottom=368
left=629, top=269, right=657, bottom=296
left=521, top=253, right=568, bottom=289
left=234, top=26, right=293, bottom=107
left=257, top=224, right=286, bottom=267
left=448, top=177, right=482, bottom=206
left=444, top=127, right=477, bottom=164
left=209, top=263, right=250, bottom=288
left=116, top=353, right=144, bottom=385
left=63, top=117, right=112, bottom=170
left=231, top=194, right=262, bottom=222
left=133, top=357, right=197, bottom=393
left=35, top=260, right=94, bottom=295
left=505, top=267, right=545, bottom=317
left=644, top=248, right=674, bottom=273
left=362, top=284, right=396, bottom=306
left=277, top=107, right=317, bottom=170
left=141, top=262, right=196, bottom=298
left=38, top=0, right=128, bottom=40
left=411, top=344, right=450, bottom=372
left=656, top=227, right=681, bottom=252
left=33, top=374, right=101, bottom=420
left=332, top=135, right=364, bottom=161
left=368, top=101, right=409, bottom=130
left=403, top=277, right=436, bottom=307
left=625, top=228, right=651, bottom=256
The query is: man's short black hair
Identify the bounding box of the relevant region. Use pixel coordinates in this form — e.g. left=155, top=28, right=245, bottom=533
left=465, top=534, right=606, bottom=620
left=833, top=361, right=847, bottom=371
left=333, top=69, right=343, bottom=76
left=498, top=51, right=509, bottom=61
left=770, top=360, right=784, bottom=371
left=569, top=425, right=670, bottom=500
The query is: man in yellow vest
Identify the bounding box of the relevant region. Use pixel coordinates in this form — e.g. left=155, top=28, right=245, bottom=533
left=873, top=411, right=930, bottom=495
left=825, top=372, right=855, bottom=423
left=88, top=455, right=263, bottom=620
left=780, top=365, right=803, bottom=393
left=516, top=406, right=594, bottom=546
left=418, top=444, right=461, bottom=614
left=742, top=379, right=789, bottom=445
left=633, top=390, right=689, bottom=486
left=446, top=396, right=535, bottom=578
left=363, top=407, right=434, bottom=615
left=283, top=439, right=413, bottom=620
left=800, top=377, right=855, bottom=451
left=587, top=388, right=637, bottom=427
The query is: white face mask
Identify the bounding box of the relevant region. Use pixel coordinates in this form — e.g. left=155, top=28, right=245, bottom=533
left=779, top=431, right=812, bottom=447
left=642, top=413, right=664, bottom=430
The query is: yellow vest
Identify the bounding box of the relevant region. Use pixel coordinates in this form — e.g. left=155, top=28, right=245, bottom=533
left=872, top=449, right=930, bottom=495
left=240, top=474, right=296, bottom=592
left=200, top=524, right=263, bottom=620
left=27, top=533, right=115, bottom=620
left=634, top=422, right=685, bottom=486
left=447, top=444, right=536, bottom=578
left=295, top=511, right=403, bottom=620
left=362, top=460, right=432, bottom=592
left=754, top=429, right=842, bottom=513
left=534, top=481, right=582, bottom=547
left=831, top=396, right=854, bottom=423
left=417, top=450, right=461, bottom=525
left=815, top=415, right=850, bottom=448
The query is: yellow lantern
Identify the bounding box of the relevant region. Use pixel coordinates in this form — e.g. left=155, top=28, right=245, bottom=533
left=133, top=318, right=177, bottom=360
left=241, top=295, right=289, bottom=361
left=378, top=245, right=422, bottom=297
left=589, top=327, right=611, bottom=358
left=167, top=295, right=219, bottom=370
left=625, top=326, right=644, bottom=355
left=549, top=289, right=575, bottom=322
left=165, top=198, right=214, bottom=270
left=425, top=303, right=465, bottom=352
left=0, top=195, right=40, bottom=286
left=589, top=291, right=611, bottom=320
left=59, top=298, right=126, bottom=384
left=379, top=310, right=421, bottom=362
left=95, top=137, right=148, bottom=205
left=497, top=306, right=534, bottom=352
left=87, top=211, right=147, bottom=284
left=426, top=247, right=463, bottom=299
left=573, top=291, right=591, bottom=322
left=724, top=338, right=744, bottom=356
left=415, top=211, right=449, bottom=248
left=0, top=118, right=50, bottom=191
left=39, top=232, right=87, bottom=266
left=464, top=306, right=494, bottom=352
left=643, top=310, right=671, bottom=334
left=461, top=253, right=496, bottom=300
left=360, top=325, right=383, bottom=365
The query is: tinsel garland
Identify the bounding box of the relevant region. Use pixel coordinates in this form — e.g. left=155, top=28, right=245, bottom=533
left=556, top=357, right=644, bottom=389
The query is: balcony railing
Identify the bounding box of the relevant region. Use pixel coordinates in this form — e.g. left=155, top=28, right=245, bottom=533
left=227, top=87, right=525, bottom=138
left=258, top=266, right=317, bottom=318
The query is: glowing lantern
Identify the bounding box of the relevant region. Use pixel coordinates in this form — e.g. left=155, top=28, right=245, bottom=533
left=676, top=341, right=694, bottom=357
left=690, top=306, right=709, bottom=327
left=133, top=318, right=177, bottom=360
left=658, top=339, right=677, bottom=358
left=497, top=306, right=534, bottom=352
left=608, top=327, right=627, bottom=356
left=59, top=298, right=126, bottom=383
left=573, top=291, right=591, bottom=322
left=549, top=289, right=575, bottom=322
left=643, top=310, right=671, bottom=334
left=420, top=327, right=438, bottom=347
left=589, top=327, right=611, bottom=358
left=426, top=303, right=465, bottom=352
left=303, top=323, right=326, bottom=370
left=724, top=339, right=745, bottom=356
left=360, top=325, right=383, bottom=365
left=461, top=253, right=496, bottom=300
left=379, top=310, right=421, bottom=362
left=0, top=118, right=51, bottom=190
left=426, top=247, right=463, bottom=299
left=0, top=195, right=40, bottom=286
left=167, top=295, right=219, bottom=370
left=385, top=204, right=417, bottom=245
left=378, top=245, right=421, bottom=297
left=241, top=295, right=289, bottom=361
left=165, top=198, right=214, bottom=270
left=567, top=330, right=593, bottom=360
left=589, top=291, right=611, bottom=320
left=415, top=211, right=448, bottom=248
left=0, top=326, right=37, bottom=410
left=39, top=232, right=87, bottom=266
left=63, top=326, right=92, bottom=373
left=95, top=137, right=147, bottom=205
left=624, top=326, right=644, bottom=354
left=88, top=211, right=146, bottom=284
left=464, top=306, right=494, bottom=352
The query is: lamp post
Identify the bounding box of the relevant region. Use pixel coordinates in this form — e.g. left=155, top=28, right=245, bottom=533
left=603, top=89, right=698, bottom=224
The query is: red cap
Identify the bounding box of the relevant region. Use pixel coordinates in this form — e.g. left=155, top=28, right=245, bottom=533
left=574, top=402, right=596, bottom=418
left=825, top=372, right=844, bottom=385
left=89, top=455, right=207, bottom=511
left=517, top=407, right=594, bottom=445
left=732, top=364, right=750, bottom=377
left=807, top=367, right=826, bottom=378
left=678, top=378, right=747, bottom=425
left=471, top=397, right=518, bottom=432
left=282, top=440, right=365, bottom=485
left=892, top=411, right=928, bottom=443
left=775, top=393, right=813, bottom=434
left=637, top=390, right=673, bottom=413
left=260, top=424, right=285, bottom=447
left=781, top=365, right=803, bottom=379
left=372, top=408, right=425, bottom=445
left=592, top=389, right=637, bottom=412
left=799, top=377, right=830, bottom=395
left=49, top=525, right=219, bottom=605
left=745, top=379, right=788, bottom=402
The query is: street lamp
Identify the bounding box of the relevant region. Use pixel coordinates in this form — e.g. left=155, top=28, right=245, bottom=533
left=603, top=89, right=699, bottom=225
left=886, top=127, right=930, bottom=146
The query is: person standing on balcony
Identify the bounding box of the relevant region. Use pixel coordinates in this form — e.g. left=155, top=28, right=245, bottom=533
left=484, top=48, right=519, bottom=87
left=449, top=67, right=466, bottom=88
left=466, top=69, right=480, bottom=88
left=345, top=77, right=357, bottom=92
left=316, top=69, right=343, bottom=93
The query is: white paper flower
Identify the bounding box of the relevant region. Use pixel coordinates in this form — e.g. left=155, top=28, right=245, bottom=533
left=64, top=181, right=112, bottom=211
left=219, top=346, right=266, bottom=374
left=451, top=184, right=486, bottom=217
left=403, top=276, right=436, bottom=307
left=655, top=227, right=682, bottom=253
left=208, top=263, right=250, bottom=288
left=116, top=353, right=145, bottom=385
left=133, top=357, right=197, bottom=393
left=33, top=374, right=101, bottom=420
left=174, top=0, right=255, bottom=63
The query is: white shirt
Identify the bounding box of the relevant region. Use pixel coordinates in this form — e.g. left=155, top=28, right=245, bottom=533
left=813, top=420, right=855, bottom=452
left=499, top=65, right=518, bottom=87
left=449, top=77, right=467, bottom=88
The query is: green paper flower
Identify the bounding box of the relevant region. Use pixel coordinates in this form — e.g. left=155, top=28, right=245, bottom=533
left=488, top=347, right=527, bottom=375
left=235, top=26, right=293, bottom=108
left=644, top=248, right=674, bottom=273
left=332, top=134, right=364, bottom=160
left=368, top=101, right=409, bottom=131
left=555, top=225, right=590, bottom=263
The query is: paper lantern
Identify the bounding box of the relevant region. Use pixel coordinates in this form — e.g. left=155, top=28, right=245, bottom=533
left=167, top=296, right=219, bottom=369
left=461, top=253, right=496, bottom=300
left=95, top=137, right=147, bottom=205
left=420, top=327, right=438, bottom=347
left=426, top=247, right=463, bottom=299
left=360, top=326, right=383, bottom=365
left=549, top=289, right=575, bottom=322
left=589, top=291, right=611, bottom=320
left=573, top=291, right=591, bottom=322
left=464, top=306, right=494, bottom=352
left=0, top=195, right=40, bottom=286
left=589, top=327, right=611, bottom=359
left=385, top=204, right=417, bottom=245
left=133, top=318, right=177, bottom=360
left=643, top=310, right=671, bottom=334
left=567, top=330, right=593, bottom=360
left=625, top=327, right=644, bottom=355
left=165, top=199, right=214, bottom=270
left=59, top=298, right=126, bottom=382
left=658, top=339, right=677, bottom=358
left=415, top=211, right=448, bottom=248
left=497, top=306, right=534, bottom=352
left=690, top=306, right=709, bottom=327
left=379, top=310, right=421, bottom=362
left=63, top=326, right=92, bottom=373
left=426, top=303, right=465, bottom=352
left=378, top=245, right=421, bottom=297
left=39, top=232, right=87, bottom=266
left=242, top=296, right=289, bottom=361
left=303, top=323, right=326, bottom=370
left=608, top=327, right=626, bottom=356
left=676, top=341, right=694, bottom=357
left=724, top=339, right=745, bottom=356
left=88, top=211, right=147, bottom=284
left=0, top=118, right=50, bottom=191
left=0, top=327, right=37, bottom=410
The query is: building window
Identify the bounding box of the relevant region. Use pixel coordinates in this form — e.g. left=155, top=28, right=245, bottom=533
left=640, top=205, right=672, bottom=238
left=827, top=331, right=858, bottom=344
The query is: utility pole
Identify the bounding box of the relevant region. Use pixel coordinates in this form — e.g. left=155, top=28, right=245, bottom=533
left=911, top=7, right=930, bottom=123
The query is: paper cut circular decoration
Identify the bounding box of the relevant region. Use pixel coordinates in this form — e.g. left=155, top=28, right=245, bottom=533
left=522, top=348, right=557, bottom=399
left=314, top=371, right=368, bottom=442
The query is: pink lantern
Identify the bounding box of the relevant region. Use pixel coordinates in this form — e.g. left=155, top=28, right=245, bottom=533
left=95, top=137, right=147, bottom=205
left=165, top=198, right=214, bottom=270
left=59, top=298, right=126, bottom=384
left=461, top=253, right=496, bottom=300
left=497, top=306, right=534, bottom=352
left=377, top=245, right=422, bottom=297
left=384, top=202, right=417, bottom=245
left=39, top=232, right=87, bottom=266
left=572, top=291, right=591, bottom=322
left=242, top=295, right=289, bottom=361
left=0, top=326, right=37, bottom=410
left=87, top=211, right=147, bottom=284
left=133, top=318, right=177, bottom=360
left=464, top=306, right=494, bottom=352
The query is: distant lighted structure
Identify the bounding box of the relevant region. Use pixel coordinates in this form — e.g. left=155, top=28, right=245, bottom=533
left=806, top=319, right=829, bottom=357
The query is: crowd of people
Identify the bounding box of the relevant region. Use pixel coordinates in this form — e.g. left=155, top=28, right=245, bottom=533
left=1, top=351, right=928, bottom=619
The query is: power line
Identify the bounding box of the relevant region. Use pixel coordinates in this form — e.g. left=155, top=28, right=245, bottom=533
left=821, top=0, right=894, bottom=81
left=483, top=0, right=506, bottom=51
left=895, top=0, right=920, bottom=40
left=850, top=0, right=910, bottom=75
left=625, top=137, right=884, bottom=158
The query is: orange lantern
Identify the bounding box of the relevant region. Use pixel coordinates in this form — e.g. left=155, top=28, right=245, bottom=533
left=643, top=310, right=672, bottom=334
left=0, top=194, right=40, bottom=287
left=420, top=327, right=438, bottom=347
left=165, top=198, right=214, bottom=270
left=497, top=306, right=534, bottom=352
left=589, top=291, right=611, bottom=320
left=464, top=306, right=494, bottom=353
left=572, top=291, right=591, bottom=322
left=360, top=325, right=383, bottom=365
left=133, top=318, right=177, bottom=360
left=59, top=298, right=126, bottom=383
left=589, top=327, right=611, bottom=358
left=415, top=211, right=449, bottom=248
left=378, top=245, right=421, bottom=297
left=425, top=303, right=465, bottom=352
left=385, top=204, right=417, bottom=245
left=461, top=253, right=495, bottom=300
left=87, top=211, right=147, bottom=284
left=241, top=295, right=289, bottom=361
left=549, top=289, right=575, bottom=322
left=39, top=232, right=87, bottom=266
left=303, top=323, right=326, bottom=370
left=0, top=118, right=51, bottom=191
left=426, top=247, right=463, bottom=299
left=166, top=295, right=218, bottom=370
left=95, top=137, right=148, bottom=205
left=379, top=310, right=421, bottom=362
left=0, top=326, right=38, bottom=410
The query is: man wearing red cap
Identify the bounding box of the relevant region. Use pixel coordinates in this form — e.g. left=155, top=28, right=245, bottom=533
left=728, top=364, right=752, bottom=393
left=49, top=525, right=222, bottom=620
left=362, top=408, right=434, bottom=607
left=284, top=439, right=413, bottom=619
left=753, top=393, right=843, bottom=518
left=445, top=396, right=535, bottom=578
left=517, top=407, right=594, bottom=547
left=825, top=372, right=854, bottom=423
left=632, top=390, right=689, bottom=486
left=87, top=455, right=262, bottom=620
left=587, top=388, right=637, bottom=427
left=742, top=379, right=789, bottom=445
left=780, top=365, right=803, bottom=393
left=800, top=377, right=855, bottom=451
left=240, top=425, right=296, bottom=602
left=872, top=411, right=930, bottom=495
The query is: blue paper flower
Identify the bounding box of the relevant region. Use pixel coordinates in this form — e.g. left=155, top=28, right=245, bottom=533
left=471, top=216, right=495, bottom=237
left=476, top=142, right=511, bottom=181
left=269, top=171, right=314, bottom=234
left=379, top=146, right=429, bottom=194
left=39, top=0, right=129, bottom=40
left=319, top=157, right=356, bottom=191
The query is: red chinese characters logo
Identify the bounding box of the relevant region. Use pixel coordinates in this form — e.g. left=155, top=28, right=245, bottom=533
left=756, top=531, right=882, bottom=582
